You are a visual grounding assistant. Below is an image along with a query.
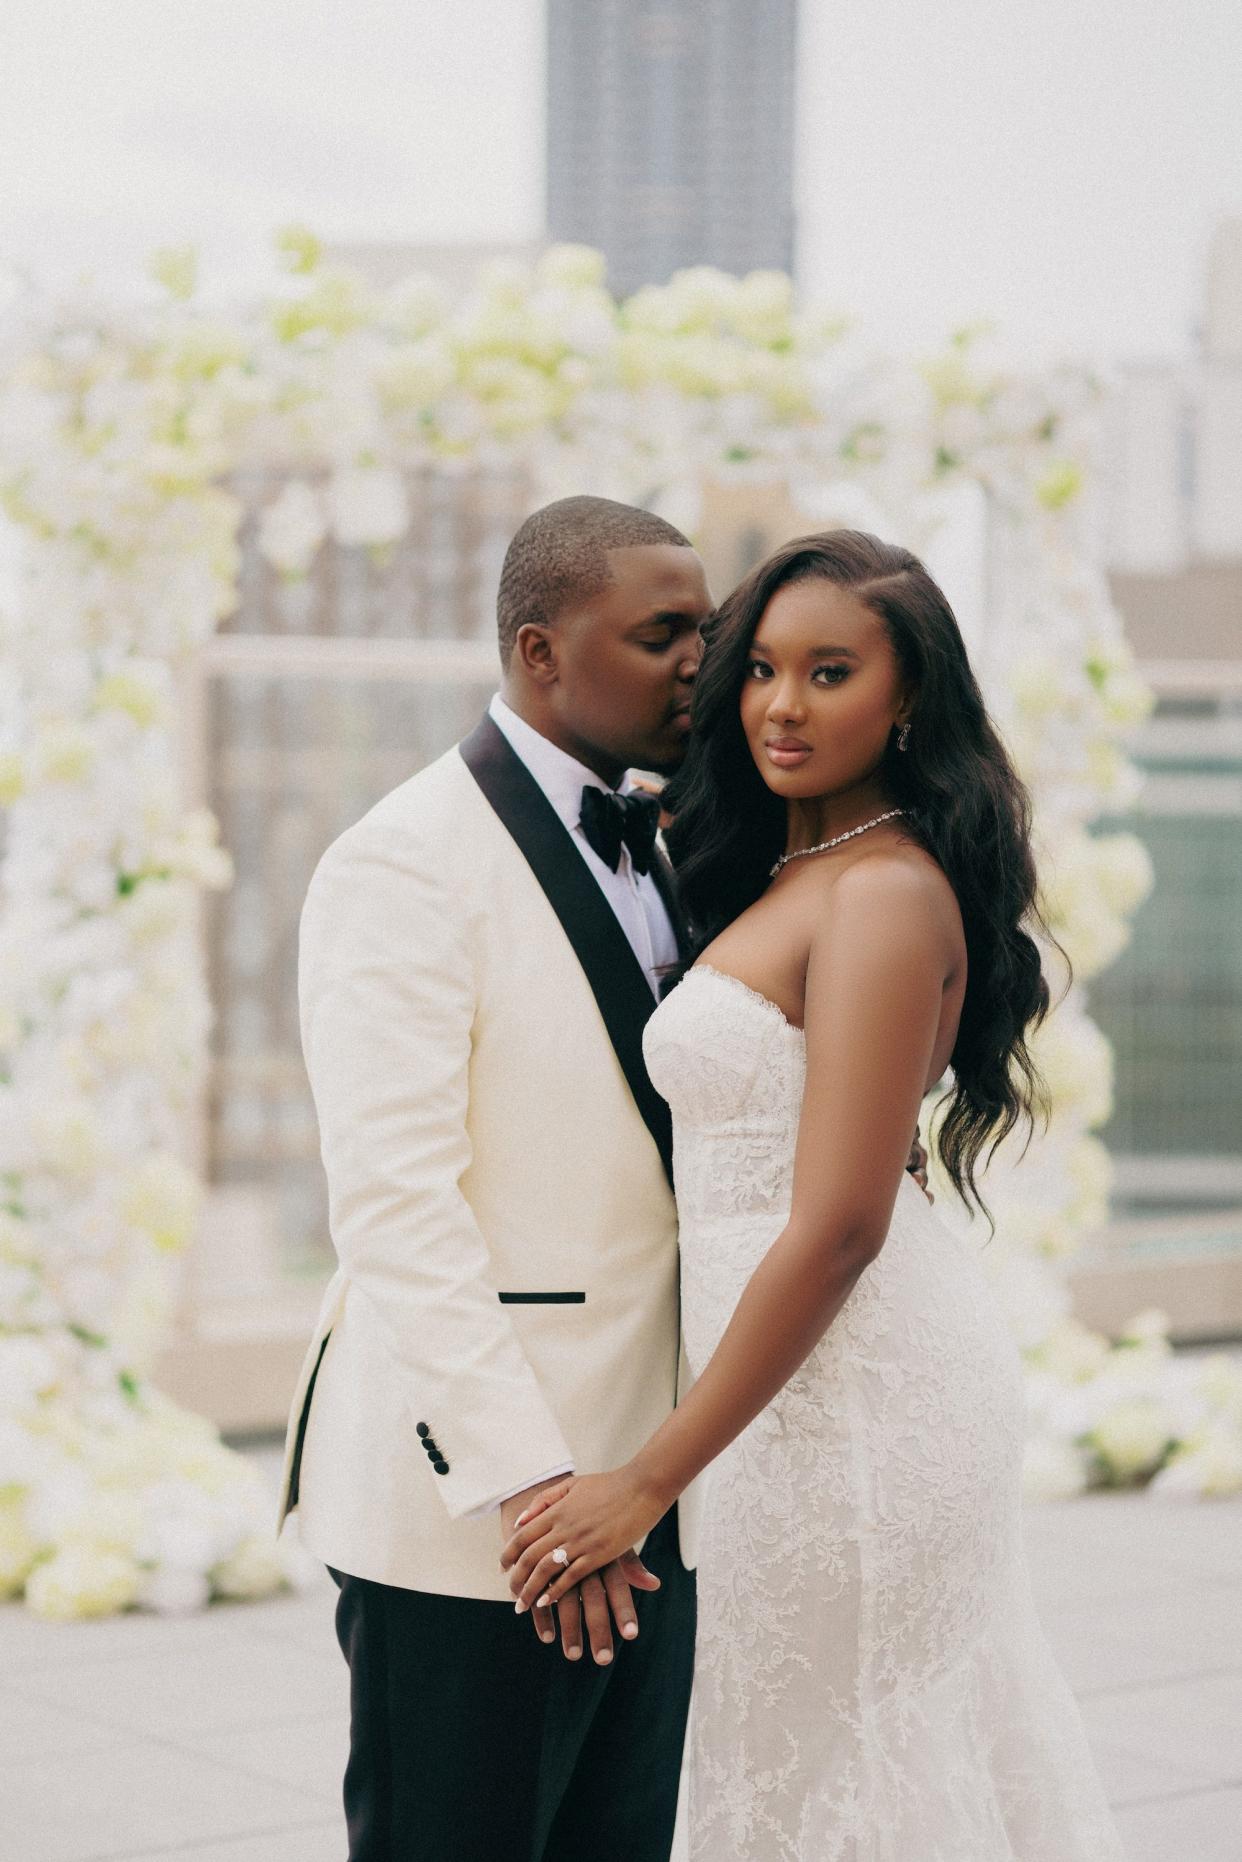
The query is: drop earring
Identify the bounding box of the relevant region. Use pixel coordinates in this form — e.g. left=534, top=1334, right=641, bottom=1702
left=897, top=723, right=910, bottom=752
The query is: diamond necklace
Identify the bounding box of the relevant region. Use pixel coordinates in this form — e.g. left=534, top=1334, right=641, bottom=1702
left=769, top=809, right=904, bottom=878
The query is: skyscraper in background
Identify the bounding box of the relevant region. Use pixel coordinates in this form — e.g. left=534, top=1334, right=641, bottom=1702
left=545, top=0, right=797, bottom=297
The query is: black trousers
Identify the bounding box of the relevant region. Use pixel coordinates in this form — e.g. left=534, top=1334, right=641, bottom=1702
left=328, top=1507, right=696, bottom=1862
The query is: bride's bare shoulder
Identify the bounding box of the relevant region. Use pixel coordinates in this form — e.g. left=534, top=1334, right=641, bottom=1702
left=813, top=843, right=963, bottom=959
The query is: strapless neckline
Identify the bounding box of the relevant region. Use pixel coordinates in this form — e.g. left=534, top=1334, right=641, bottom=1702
left=687, top=964, right=807, bottom=1041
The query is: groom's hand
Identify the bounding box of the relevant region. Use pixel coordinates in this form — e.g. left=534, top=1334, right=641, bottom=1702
left=501, top=1480, right=660, bottom=1663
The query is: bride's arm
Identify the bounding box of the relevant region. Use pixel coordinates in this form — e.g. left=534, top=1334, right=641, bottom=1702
left=502, top=857, right=953, bottom=1608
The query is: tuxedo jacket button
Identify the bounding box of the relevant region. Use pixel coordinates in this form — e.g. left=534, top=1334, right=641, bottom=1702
left=416, top=1423, right=430, bottom=1438
left=433, top=1460, right=450, bottom=1475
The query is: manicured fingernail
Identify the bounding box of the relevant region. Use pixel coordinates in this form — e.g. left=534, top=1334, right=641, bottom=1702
left=514, top=1600, right=527, bottom=1614
left=535, top=1593, right=549, bottom=1609
left=567, top=1646, right=581, bottom=1659
left=621, top=1622, right=638, bottom=1639
left=595, top=1649, right=613, bottom=1664
left=539, top=1629, right=555, bottom=1643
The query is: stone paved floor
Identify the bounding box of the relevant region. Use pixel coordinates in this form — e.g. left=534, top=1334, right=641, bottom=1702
left=2, top=1461, right=1239, bottom=1861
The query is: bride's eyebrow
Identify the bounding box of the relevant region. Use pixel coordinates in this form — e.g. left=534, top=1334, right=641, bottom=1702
left=749, top=641, right=860, bottom=659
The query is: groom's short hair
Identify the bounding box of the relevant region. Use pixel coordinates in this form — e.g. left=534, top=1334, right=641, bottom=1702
left=497, top=495, right=691, bottom=667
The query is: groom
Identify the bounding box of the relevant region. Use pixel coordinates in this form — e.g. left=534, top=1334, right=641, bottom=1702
left=279, top=496, right=713, bottom=1860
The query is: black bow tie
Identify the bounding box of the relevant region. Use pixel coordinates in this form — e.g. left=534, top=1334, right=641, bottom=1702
left=579, top=785, right=661, bottom=876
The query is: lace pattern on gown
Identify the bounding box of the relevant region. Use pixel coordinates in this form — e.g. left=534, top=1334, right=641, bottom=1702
left=644, top=967, right=1126, bottom=1862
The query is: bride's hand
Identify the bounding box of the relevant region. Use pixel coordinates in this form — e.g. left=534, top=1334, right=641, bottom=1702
left=500, top=1469, right=669, bottom=1612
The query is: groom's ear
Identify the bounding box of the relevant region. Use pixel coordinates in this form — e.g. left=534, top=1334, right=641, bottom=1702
left=513, top=620, right=559, bottom=687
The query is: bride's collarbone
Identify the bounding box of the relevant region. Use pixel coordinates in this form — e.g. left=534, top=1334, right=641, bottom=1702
left=693, top=842, right=952, bottom=1035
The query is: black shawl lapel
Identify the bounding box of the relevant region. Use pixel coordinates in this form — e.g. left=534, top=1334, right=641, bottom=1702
left=459, top=713, right=674, bottom=1189
left=649, top=843, right=690, bottom=962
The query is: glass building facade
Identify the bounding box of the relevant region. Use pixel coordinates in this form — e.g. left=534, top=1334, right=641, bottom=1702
left=546, top=0, right=798, bottom=296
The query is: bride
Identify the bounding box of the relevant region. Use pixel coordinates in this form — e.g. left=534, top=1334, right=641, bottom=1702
left=502, top=530, right=1125, bottom=1860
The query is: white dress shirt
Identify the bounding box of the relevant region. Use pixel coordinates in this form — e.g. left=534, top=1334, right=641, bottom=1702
left=469, top=695, right=680, bottom=1514
left=487, top=694, right=679, bottom=999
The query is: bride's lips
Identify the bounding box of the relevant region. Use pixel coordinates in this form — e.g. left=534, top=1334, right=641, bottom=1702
left=669, top=704, right=693, bottom=732
left=764, top=735, right=813, bottom=769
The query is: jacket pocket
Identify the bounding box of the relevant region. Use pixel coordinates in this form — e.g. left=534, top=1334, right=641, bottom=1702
left=496, top=1291, right=586, bottom=1304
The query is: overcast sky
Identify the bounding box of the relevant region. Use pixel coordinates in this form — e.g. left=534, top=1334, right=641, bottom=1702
left=1, top=0, right=1239, bottom=364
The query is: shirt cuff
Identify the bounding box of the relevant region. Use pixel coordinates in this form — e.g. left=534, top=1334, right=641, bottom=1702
left=465, top=1463, right=576, bottom=1519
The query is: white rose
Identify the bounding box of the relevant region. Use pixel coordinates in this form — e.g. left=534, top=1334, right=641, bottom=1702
left=1030, top=1012, right=1114, bottom=1130
left=0, top=1495, right=40, bottom=1597
left=1198, top=1354, right=1242, bottom=1416
left=1102, top=668, right=1155, bottom=729
left=1090, top=1400, right=1175, bottom=1483
left=210, top=1532, right=287, bottom=1601
left=35, top=722, right=96, bottom=786
left=378, top=340, right=457, bottom=411
left=1008, top=655, right=1072, bottom=722
left=0, top=751, right=24, bottom=804
left=134, top=1564, right=211, bottom=1616
left=1149, top=1432, right=1242, bottom=1499
left=93, top=667, right=168, bottom=730
left=1092, top=833, right=1155, bottom=916
left=1037, top=1317, right=1110, bottom=1384
left=133, top=1475, right=237, bottom=1573
left=1022, top=1434, right=1090, bottom=1502
left=25, top=1543, right=141, bottom=1620
left=328, top=467, right=409, bottom=549
left=120, top=1152, right=200, bottom=1254
left=667, top=266, right=737, bottom=329
left=0, top=1335, right=62, bottom=1408
left=1119, top=1308, right=1170, bottom=1347
left=257, top=481, right=326, bottom=577
left=537, top=245, right=607, bottom=291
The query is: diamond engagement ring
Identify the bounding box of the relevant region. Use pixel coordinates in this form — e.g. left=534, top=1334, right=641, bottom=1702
left=551, top=1545, right=570, bottom=1568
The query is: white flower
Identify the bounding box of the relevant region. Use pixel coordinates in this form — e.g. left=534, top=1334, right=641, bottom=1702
left=1029, top=1010, right=1114, bottom=1130
left=25, top=1543, right=141, bottom=1620
left=1022, top=1434, right=1090, bottom=1501
left=34, top=721, right=96, bottom=785
left=328, top=466, right=409, bottom=548
left=28, top=1094, right=107, bottom=1177
left=132, top=1475, right=237, bottom=1573
left=1090, top=1400, right=1176, bottom=1483
left=134, top=1564, right=211, bottom=1616
left=119, top=1152, right=200, bottom=1253
left=1149, top=1431, right=1242, bottom=1499
left=0, top=1495, right=40, bottom=1597
left=0, top=1335, right=62, bottom=1408
left=210, top=1532, right=288, bottom=1600
left=1119, top=1308, right=1171, bottom=1347
left=93, top=666, right=168, bottom=730
left=1092, top=832, right=1155, bottom=916
left=537, top=245, right=608, bottom=291
left=378, top=340, right=457, bottom=412
left=1036, top=1317, right=1110, bottom=1384
left=257, top=481, right=327, bottom=577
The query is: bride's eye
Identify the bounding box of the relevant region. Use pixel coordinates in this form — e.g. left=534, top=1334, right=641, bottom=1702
left=812, top=665, right=849, bottom=685
left=745, top=659, right=773, bottom=680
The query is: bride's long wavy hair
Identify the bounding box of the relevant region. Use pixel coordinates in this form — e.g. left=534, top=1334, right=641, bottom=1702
left=664, top=529, right=1058, bottom=1218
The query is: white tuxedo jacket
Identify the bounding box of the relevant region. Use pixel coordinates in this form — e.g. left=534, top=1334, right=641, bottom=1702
left=277, top=714, right=701, bottom=1599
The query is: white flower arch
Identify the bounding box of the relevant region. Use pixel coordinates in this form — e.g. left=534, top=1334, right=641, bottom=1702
left=0, top=237, right=1238, bottom=1618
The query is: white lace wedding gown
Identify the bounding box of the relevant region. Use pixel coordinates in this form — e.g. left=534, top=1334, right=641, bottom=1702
left=644, top=966, right=1125, bottom=1862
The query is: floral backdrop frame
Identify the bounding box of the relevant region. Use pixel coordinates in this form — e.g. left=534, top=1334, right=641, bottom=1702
left=1, top=236, right=1239, bottom=1620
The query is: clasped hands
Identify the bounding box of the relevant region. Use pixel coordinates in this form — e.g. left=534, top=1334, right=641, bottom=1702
left=499, top=1470, right=667, bottom=1664
left=500, top=1132, right=932, bottom=1660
